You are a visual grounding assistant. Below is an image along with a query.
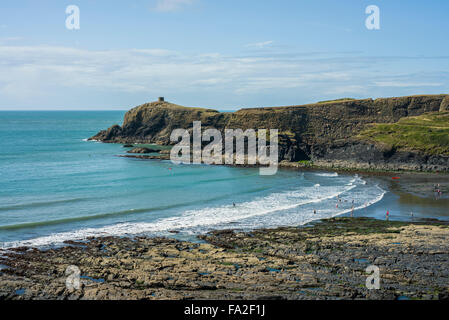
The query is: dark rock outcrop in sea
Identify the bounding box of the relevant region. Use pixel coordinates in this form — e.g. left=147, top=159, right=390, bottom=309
left=127, top=147, right=160, bottom=154
left=90, top=95, right=449, bottom=172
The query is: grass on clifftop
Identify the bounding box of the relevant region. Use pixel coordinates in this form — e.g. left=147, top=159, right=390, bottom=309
left=358, top=111, right=449, bottom=156
left=317, top=98, right=356, bottom=104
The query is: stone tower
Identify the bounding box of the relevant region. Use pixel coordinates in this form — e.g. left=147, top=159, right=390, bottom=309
left=158, top=97, right=165, bottom=102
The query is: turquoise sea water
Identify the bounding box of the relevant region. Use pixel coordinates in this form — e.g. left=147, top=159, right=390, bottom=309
left=0, top=111, right=447, bottom=248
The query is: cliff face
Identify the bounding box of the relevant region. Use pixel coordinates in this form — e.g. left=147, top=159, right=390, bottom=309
left=90, top=94, right=449, bottom=172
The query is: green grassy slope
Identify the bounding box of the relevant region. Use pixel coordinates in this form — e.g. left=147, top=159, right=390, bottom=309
left=358, top=112, right=449, bottom=156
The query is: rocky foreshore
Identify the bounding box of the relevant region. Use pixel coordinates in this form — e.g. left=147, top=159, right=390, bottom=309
left=1, top=217, right=449, bottom=300
left=120, top=152, right=449, bottom=174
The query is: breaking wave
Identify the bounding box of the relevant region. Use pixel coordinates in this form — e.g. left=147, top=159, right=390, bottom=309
left=1, top=175, right=386, bottom=249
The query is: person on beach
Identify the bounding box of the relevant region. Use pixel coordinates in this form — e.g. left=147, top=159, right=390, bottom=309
left=386, top=210, right=390, bottom=221
left=233, top=202, right=236, bottom=207
left=314, top=209, right=317, bottom=215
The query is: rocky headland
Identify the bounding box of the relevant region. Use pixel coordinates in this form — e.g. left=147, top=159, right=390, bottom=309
left=1, top=217, right=449, bottom=300
left=90, top=94, right=449, bottom=172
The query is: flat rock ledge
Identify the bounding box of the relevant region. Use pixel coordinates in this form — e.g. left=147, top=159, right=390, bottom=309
left=126, top=147, right=160, bottom=154
left=1, top=218, right=448, bottom=300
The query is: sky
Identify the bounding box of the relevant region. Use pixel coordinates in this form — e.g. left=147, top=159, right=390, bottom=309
left=0, top=0, right=448, bottom=110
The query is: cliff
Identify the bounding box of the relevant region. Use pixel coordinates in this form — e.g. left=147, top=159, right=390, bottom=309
left=90, top=94, right=449, bottom=172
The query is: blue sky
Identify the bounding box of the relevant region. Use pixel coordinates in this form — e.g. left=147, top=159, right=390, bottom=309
left=0, top=0, right=448, bottom=110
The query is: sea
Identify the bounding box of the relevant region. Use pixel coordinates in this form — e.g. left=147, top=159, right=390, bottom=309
left=0, top=111, right=447, bottom=249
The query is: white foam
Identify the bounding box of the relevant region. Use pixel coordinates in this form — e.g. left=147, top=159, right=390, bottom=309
left=219, top=178, right=386, bottom=231
left=1, top=183, right=355, bottom=248
left=330, top=184, right=386, bottom=218
left=0, top=177, right=386, bottom=249
left=315, top=172, right=339, bottom=177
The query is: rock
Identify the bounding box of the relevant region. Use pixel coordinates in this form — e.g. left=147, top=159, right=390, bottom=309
left=123, top=144, right=134, bottom=148
left=90, top=124, right=122, bottom=141
left=127, top=147, right=159, bottom=154
left=89, top=95, right=449, bottom=172
left=2, top=218, right=449, bottom=300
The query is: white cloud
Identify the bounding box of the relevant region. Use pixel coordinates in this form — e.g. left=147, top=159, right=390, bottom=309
left=153, top=0, right=194, bottom=12
left=0, top=44, right=447, bottom=108
left=373, top=81, right=443, bottom=88
left=130, top=48, right=177, bottom=56
left=0, top=37, right=23, bottom=45
left=245, top=41, right=274, bottom=49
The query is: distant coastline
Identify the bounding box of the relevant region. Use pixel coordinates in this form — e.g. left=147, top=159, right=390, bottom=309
left=90, top=94, right=449, bottom=173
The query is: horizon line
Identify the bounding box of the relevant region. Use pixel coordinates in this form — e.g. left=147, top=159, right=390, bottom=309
left=1, top=93, right=447, bottom=112
left=0, top=109, right=129, bottom=111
